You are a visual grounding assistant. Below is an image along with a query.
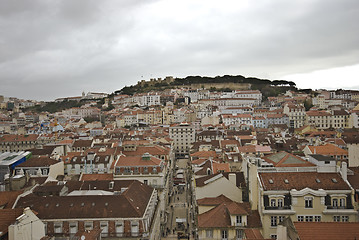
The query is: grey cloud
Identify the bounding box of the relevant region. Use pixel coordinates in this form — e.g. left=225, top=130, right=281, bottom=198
left=0, top=0, right=358, bottom=100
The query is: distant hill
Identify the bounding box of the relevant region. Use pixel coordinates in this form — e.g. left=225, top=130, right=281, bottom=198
left=116, top=74, right=300, bottom=99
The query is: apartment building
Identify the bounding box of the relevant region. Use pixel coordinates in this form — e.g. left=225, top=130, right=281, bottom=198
left=283, top=104, right=305, bottom=129
left=169, top=122, right=195, bottom=158
left=258, top=171, right=356, bottom=239
left=15, top=180, right=158, bottom=239
left=113, top=153, right=166, bottom=188
left=0, top=134, right=39, bottom=153
left=305, top=110, right=332, bottom=130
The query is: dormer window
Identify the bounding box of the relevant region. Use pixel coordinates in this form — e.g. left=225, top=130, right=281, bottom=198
left=305, top=197, right=313, bottom=208
left=236, top=215, right=242, bottom=225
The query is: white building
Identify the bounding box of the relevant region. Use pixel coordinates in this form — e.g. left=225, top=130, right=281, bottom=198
left=169, top=122, right=195, bottom=158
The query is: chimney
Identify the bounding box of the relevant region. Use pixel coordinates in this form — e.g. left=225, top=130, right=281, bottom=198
left=229, top=173, right=236, bottom=185
left=341, top=161, right=347, bottom=182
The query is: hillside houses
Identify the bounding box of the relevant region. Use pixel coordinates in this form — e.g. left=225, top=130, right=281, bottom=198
left=1, top=85, right=359, bottom=239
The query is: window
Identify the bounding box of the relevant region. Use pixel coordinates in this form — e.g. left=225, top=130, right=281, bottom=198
left=100, top=221, right=109, bottom=237
left=131, top=221, right=139, bottom=236
left=270, top=235, right=277, bottom=239
left=221, top=230, right=228, bottom=240
left=115, top=221, right=124, bottom=237
left=314, top=216, right=321, bottom=222
left=236, top=215, right=242, bottom=225
left=297, top=216, right=304, bottom=222
left=236, top=229, right=244, bottom=240
left=69, top=222, right=78, bottom=235
left=271, top=216, right=277, bottom=227
left=339, top=198, right=346, bottom=208
left=54, top=222, right=63, bottom=234
left=278, top=198, right=283, bottom=208
left=305, top=197, right=313, bottom=208
left=84, top=221, right=93, bottom=230
left=206, top=230, right=213, bottom=238
left=278, top=216, right=285, bottom=223
left=332, top=198, right=338, bottom=207
left=334, top=216, right=341, bottom=222
left=342, top=216, right=349, bottom=222
left=44, top=222, right=48, bottom=234
left=305, top=216, right=313, bottom=222
left=270, top=199, right=276, bottom=207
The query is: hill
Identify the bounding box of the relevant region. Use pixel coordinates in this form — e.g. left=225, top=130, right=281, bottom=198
left=116, top=74, right=299, bottom=99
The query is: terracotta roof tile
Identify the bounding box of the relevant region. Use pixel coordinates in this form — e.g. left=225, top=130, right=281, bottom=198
left=16, top=181, right=153, bottom=219
left=115, top=155, right=162, bottom=167
left=0, top=190, right=24, bottom=209
left=197, top=194, right=232, bottom=206
left=244, top=229, right=264, bottom=239
left=190, top=151, right=217, bottom=158
left=308, top=143, right=348, bottom=155
left=72, top=139, right=93, bottom=148
left=263, top=151, right=315, bottom=167
left=259, top=172, right=350, bottom=191
left=80, top=173, right=114, bottom=181
left=0, top=208, right=24, bottom=237
left=17, top=156, right=58, bottom=168
left=294, top=222, right=359, bottom=240
left=0, top=134, right=38, bottom=142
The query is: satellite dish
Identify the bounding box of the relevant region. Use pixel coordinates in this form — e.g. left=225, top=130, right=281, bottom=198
left=81, top=236, right=86, bottom=240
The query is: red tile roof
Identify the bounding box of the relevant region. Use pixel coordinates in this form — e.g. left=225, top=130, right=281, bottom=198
left=262, top=151, right=315, bottom=167
left=80, top=173, right=114, bottom=181
left=0, top=134, right=38, bottom=142
left=259, top=172, right=351, bottom=191
left=190, top=150, right=217, bottom=158
left=294, top=222, right=359, bottom=240
left=115, top=155, right=162, bottom=167
left=0, top=190, right=24, bottom=209
left=307, top=143, right=348, bottom=155
left=244, top=229, right=264, bottom=239
left=0, top=208, right=24, bottom=237
left=197, top=194, right=232, bottom=206
left=17, top=156, right=58, bottom=168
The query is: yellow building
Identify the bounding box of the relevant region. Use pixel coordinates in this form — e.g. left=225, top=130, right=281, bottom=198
left=258, top=172, right=356, bottom=239
left=197, top=195, right=263, bottom=240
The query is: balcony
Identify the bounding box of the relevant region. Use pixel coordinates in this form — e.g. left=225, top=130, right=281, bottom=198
left=263, top=205, right=295, bottom=215
left=323, top=205, right=356, bottom=214
left=264, top=205, right=291, bottom=210
left=326, top=205, right=353, bottom=210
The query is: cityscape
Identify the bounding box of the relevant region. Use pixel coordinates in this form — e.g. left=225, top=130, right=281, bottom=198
left=1, top=1, right=359, bottom=240
left=1, top=78, right=359, bottom=239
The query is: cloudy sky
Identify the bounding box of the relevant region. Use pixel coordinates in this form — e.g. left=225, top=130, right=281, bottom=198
left=1, top=0, right=359, bottom=101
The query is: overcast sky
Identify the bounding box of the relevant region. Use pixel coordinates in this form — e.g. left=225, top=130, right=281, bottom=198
left=1, top=0, right=359, bottom=101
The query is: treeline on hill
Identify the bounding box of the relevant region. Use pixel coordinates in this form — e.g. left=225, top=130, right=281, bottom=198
left=117, top=75, right=298, bottom=99
left=25, top=97, right=116, bottom=114
left=24, top=100, right=84, bottom=113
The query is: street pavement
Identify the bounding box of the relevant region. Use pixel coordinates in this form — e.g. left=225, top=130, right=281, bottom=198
left=161, top=158, right=196, bottom=240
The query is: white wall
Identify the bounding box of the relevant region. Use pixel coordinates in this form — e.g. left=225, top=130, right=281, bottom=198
left=8, top=208, right=45, bottom=240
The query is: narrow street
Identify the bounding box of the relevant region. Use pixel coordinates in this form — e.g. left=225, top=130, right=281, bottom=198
left=161, top=157, right=197, bottom=240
